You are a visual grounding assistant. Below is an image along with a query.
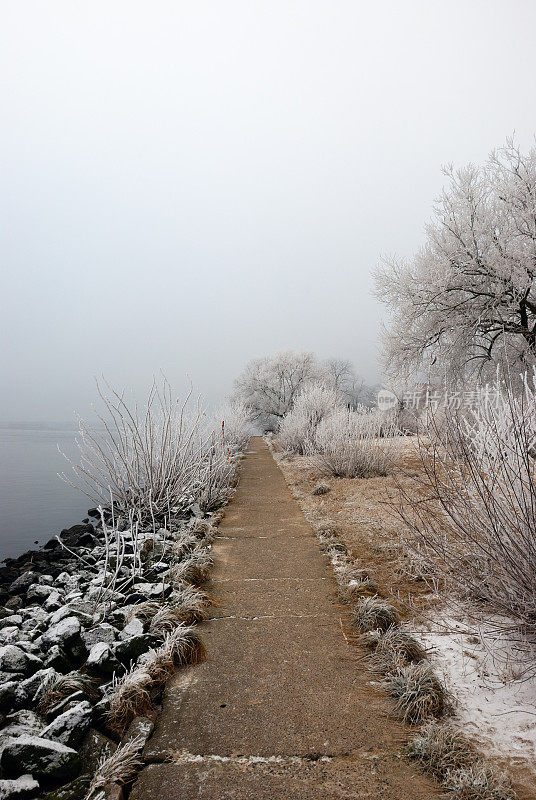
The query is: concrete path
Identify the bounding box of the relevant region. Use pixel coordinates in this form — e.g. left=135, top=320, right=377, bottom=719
left=130, top=438, right=436, bottom=799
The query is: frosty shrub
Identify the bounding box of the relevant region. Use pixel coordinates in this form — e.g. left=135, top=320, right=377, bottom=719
left=278, top=383, right=342, bottom=455
left=313, top=408, right=398, bottom=478
left=61, top=378, right=244, bottom=521
left=400, top=370, right=536, bottom=643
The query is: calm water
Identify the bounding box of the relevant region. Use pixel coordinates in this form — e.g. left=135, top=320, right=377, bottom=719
left=0, top=424, right=91, bottom=560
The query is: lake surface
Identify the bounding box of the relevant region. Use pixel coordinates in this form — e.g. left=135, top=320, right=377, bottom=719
left=0, top=424, right=91, bottom=560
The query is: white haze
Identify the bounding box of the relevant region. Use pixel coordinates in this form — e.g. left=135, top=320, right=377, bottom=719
left=1, top=1, right=536, bottom=421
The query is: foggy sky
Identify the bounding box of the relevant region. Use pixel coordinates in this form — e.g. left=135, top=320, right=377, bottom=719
left=2, top=1, right=536, bottom=421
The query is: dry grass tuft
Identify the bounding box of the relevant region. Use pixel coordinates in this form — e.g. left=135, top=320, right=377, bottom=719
left=149, top=593, right=208, bottom=634
left=407, top=721, right=475, bottom=777
left=37, top=671, right=98, bottom=715
left=353, top=596, right=400, bottom=633
left=167, top=549, right=213, bottom=585
left=386, top=662, right=449, bottom=724
left=444, top=764, right=516, bottom=800
left=156, top=624, right=206, bottom=667
left=312, top=481, right=331, bottom=495
left=108, top=625, right=205, bottom=733
left=126, top=599, right=161, bottom=622
left=85, top=734, right=144, bottom=799
left=371, top=627, right=428, bottom=673
left=107, top=667, right=155, bottom=733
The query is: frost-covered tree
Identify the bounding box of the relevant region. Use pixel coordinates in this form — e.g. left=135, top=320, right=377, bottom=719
left=324, top=357, right=378, bottom=408
left=234, top=350, right=322, bottom=429
left=375, top=140, right=536, bottom=383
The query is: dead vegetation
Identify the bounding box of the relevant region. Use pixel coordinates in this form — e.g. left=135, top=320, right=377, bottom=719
left=271, top=438, right=525, bottom=800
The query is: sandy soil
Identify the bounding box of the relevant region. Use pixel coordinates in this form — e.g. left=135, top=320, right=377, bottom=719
left=272, top=436, right=536, bottom=800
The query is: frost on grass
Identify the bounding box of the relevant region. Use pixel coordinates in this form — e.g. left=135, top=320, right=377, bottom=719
left=352, top=596, right=400, bottom=633
left=386, top=662, right=449, bottom=724
left=371, top=626, right=428, bottom=672
left=407, top=723, right=516, bottom=800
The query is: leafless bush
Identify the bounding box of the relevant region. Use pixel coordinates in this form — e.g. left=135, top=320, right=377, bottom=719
left=313, top=408, right=398, bottom=478
left=398, top=371, right=536, bottom=645
left=61, top=377, right=241, bottom=521
left=278, top=383, right=342, bottom=454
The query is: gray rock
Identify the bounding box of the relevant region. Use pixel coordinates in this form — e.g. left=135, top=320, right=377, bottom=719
left=0, top=735, right=80, bottom=780
left=44, top=591, right=62, bottom=612
left=48, top=606, right=92, bottom=628
left=123, top=715, right=154, bottom=751
left=78, top=728, right=116, bottom=774
left=0, top=646, right=43, bottom=676
left=38, top=575, right=54, bottom=586
left=132, top=582, right=171, bottom=600
left=0, top=628, right=20, bottom=646
left=0, top=775, right=40, bottom=799
left=8, top=573, right=36, bottom=594
left=1, top=710, right=43, bottom=738
left=114, top=634, right=160, bottom=664
left=119, top=617, right=144, bottom=639
left=0, top=616, right=22, bottom=630
left=17, top=668, right=58, bottom=706
left=4, top=598, right=23, bottom=612
left=41, top=618, right=81, bottom=650
left=0, top=682, right=16, bottom=712
left=86, top=642, right=123, bottom=677
left=41, top=701, right=93, bottom=748
left=43, top=646, right=71, bottom=672
left=26, top=584, right=55, bottom=603
left=82, top=624, right=117, bottom=649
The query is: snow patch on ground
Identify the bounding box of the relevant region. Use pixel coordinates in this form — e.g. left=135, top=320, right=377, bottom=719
left=414, top=610, right=536, bottom=776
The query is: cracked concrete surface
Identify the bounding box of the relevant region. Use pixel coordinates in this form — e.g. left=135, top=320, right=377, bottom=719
left=129, top=438, right=437, bottom=799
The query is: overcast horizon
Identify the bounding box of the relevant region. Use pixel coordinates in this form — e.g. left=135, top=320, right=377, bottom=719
left=2, top=1, right=536, bottom=422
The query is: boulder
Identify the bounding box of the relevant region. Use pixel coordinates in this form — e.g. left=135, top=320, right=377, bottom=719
left=0, top=646, right=43, bottom=676
left=4, top=598, right=23, bottom=612
left=113, top=634, right=160, bottom=665
left=41, top=701, right=93, bottom=748
left=41, top=618, right=81, bottom=650
left=132, top=582, right=171, bottom=600
left=119, top=618, right=144, bottom=639
left=78, top=728, right=116, bottom=773
left=26, top=585, right=55, bottom=603
left=44, top=592, right=62, bottom=612
left=0, top=775, right=40, bottom=799
left=0, top=616, right=22, bottom=630
left=16, top=668, right=58, bottom=707
left=1, top=735, right=80, bottom=780
left=82, top=624, right=117, bottom=649
left=8, top=573, right=36, bottom=594
left=85, top=643, right=123, bottom=677
left=43, top=646, right=71, bottom=673
left=123, top=716, right=154, bottom=751
left=0, top=628, right=20, bottom=646
left=0, top=682, right=17, bottom=712
left=40, top=775, right=91, bottom=800
left=1, top=710, right=43, bottom=738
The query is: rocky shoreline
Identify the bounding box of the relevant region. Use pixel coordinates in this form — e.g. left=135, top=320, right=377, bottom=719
left=0, top=504, right=220, bottom=800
